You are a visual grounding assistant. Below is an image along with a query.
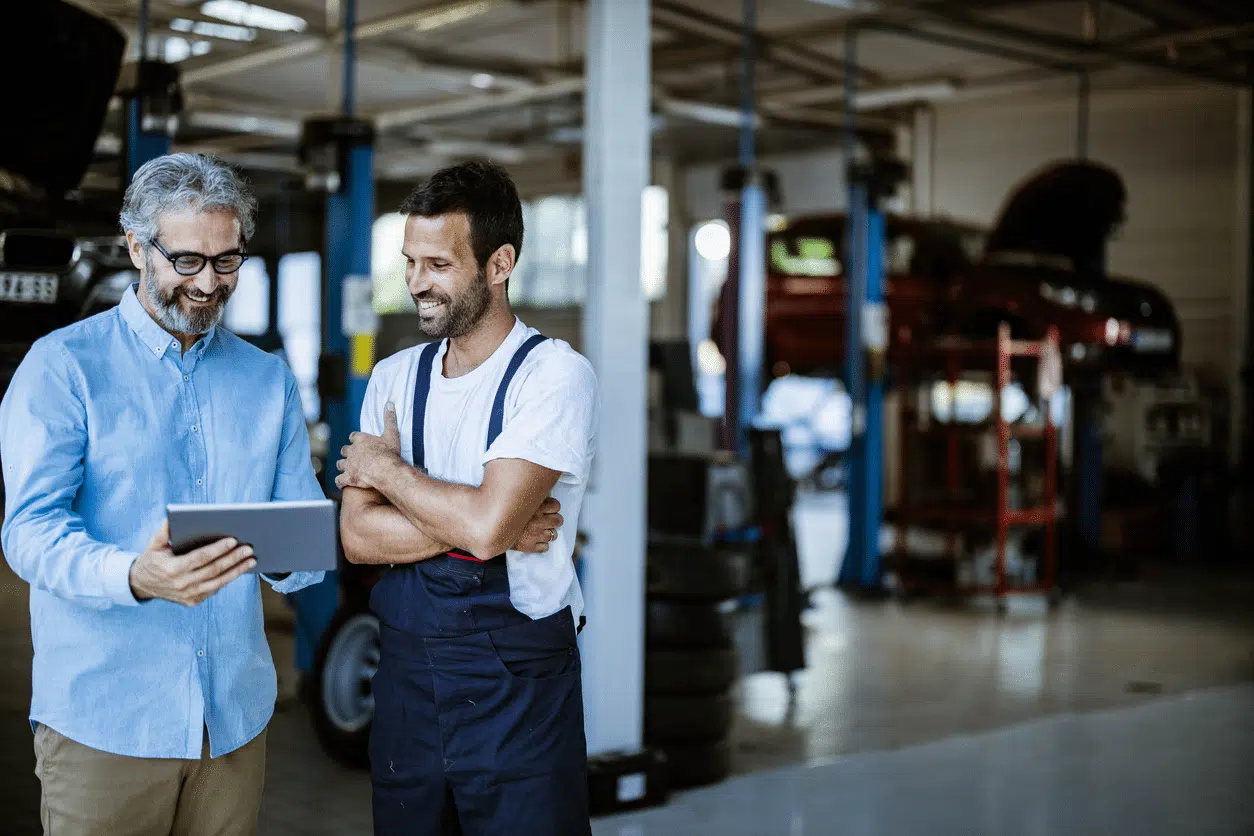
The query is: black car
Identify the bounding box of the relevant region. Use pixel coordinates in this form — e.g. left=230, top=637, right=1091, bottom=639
left=0, top=3, right=128, bottom=395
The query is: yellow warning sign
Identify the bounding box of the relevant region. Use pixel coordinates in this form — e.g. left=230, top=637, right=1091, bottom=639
left=350, top=333, right=375, bottom=377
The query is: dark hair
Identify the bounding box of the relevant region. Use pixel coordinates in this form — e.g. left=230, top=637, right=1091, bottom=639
left=399, top=159, right=524, bottom=270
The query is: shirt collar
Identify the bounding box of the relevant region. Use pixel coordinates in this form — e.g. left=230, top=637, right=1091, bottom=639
left=120, top=283, right=217, bottom=359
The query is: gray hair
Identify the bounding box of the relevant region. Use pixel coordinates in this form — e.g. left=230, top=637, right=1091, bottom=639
left=119, top=152, right=258, bottom=245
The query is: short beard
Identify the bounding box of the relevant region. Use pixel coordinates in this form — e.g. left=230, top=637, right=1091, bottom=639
left=413, top=266, right=492, bottom=340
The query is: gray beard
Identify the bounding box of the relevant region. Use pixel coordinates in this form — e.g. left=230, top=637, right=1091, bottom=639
left=142, top=251, right=229, bottom=336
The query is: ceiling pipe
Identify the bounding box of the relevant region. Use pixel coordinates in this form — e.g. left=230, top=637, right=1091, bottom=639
left=651, top=0, right=883, bottom=86
left=375, top=76, right=584, bottom=130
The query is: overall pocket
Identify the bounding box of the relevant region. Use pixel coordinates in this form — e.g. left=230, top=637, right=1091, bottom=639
left=487, top=606, right=580, bottom=680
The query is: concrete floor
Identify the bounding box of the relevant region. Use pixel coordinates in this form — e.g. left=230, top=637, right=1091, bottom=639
left=1, top=503, right=1252, bottom=834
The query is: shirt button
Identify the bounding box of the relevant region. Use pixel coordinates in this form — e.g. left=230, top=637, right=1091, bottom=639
left=197, top=650, right=205, bottom=657
left=191, top=426, right=198, bottom=432
left=197, top=479, right=203, bottom=486
left=172, top=341, right=178, bottom=348
left=184, top=375, right=189, bottom=381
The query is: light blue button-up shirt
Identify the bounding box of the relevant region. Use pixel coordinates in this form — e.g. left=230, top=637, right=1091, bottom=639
left=0, top=284, right=325, bottom=759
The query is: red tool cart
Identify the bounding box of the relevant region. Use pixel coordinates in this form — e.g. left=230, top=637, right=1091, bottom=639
left=892, top=323, right=1063, bottom=612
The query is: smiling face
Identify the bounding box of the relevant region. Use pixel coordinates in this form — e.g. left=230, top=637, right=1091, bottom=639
left=402, top=212, right=507, bottom=340
left=127, top=207, right=243, bottom=337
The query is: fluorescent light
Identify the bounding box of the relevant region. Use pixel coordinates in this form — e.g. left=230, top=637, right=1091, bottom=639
left=659, top=98, right=760, bottom=129
left=470, top=73, right=495, bottom=89
left=170, top=18, right=257, bottom=41
left=412, top=0, right=505, bottom=34
left=853, top=80, right=957, bottom=111
left=191, top=40, right=213, bottom=56
left=200, top=1, right=307, bottom=33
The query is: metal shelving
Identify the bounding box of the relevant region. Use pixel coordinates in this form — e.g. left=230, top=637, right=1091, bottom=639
left=892, top=323, right=1063, bottom=610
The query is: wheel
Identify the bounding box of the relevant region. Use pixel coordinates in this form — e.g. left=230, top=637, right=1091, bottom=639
left=646, top=543, right=753, bottom=602
left=309, top=607, right=380, bottom=768
left=645, top=693, right=734, bottom=743
left=659, top=739, right=733, bottom=789
left=646, top=599, right=732, bottom=649
left=645, top=647, right=738, bottom=696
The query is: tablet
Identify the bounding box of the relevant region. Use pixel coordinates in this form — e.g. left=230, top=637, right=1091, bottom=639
left=167, top=499, right=338, bottom=575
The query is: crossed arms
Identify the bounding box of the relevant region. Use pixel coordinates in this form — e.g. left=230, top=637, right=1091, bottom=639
left=337, top=404, right=563, bottom=564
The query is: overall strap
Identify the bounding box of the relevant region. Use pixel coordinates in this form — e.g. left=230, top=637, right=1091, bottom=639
left=410, top=341, right=441, bottom=471
left=486, top=333, right=548, bottom=451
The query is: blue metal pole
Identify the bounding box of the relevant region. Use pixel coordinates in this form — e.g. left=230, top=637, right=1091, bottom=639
left=125, top=0, right=170, bottom=181
left=836, top=27, right=886, bottom=591
left=838, top=179, right=869, bottom=588
left=292, top=0, right=374, bottom=675
left=861, top=208, right=886, bottom=588
left=126, top=99, right=171, bottom=181
left=735, top=0, right=765, bottom=458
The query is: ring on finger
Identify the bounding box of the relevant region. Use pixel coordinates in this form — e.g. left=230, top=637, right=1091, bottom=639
left=548, top=528, right=558, bottom=541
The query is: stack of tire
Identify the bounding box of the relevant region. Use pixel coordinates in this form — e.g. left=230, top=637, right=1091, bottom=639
left=644, top=541, right=752, bottom=790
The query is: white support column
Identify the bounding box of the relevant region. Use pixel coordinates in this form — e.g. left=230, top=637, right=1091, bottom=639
left=911, top=105, right=936, bottom=217
left=579, top=0, right=650, bottom=756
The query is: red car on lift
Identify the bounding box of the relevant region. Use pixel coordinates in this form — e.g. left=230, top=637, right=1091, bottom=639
left=715, top=160, right=1182, bottom=382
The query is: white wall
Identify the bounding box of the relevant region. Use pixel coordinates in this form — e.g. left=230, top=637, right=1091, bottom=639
left=683, top=147, right=848, bottom=222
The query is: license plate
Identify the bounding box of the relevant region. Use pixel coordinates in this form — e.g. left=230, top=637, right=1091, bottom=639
left=1132, top=327, right=1173, bottom=352
left=0, top=273, right=58, bottom=304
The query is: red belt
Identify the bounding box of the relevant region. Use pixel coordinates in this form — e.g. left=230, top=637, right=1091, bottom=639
left=446, top=548, right=484, bottom=563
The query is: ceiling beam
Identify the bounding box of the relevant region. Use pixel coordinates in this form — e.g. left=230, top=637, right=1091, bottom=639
left=863, top=20, right=1084, bottom=75
left=651, top=0, right=884, bottom=86
left=900, top=6, right=1249, bottom=86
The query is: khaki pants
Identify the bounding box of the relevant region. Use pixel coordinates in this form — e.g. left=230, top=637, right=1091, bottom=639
left=33, top=723, right=267, bottom=836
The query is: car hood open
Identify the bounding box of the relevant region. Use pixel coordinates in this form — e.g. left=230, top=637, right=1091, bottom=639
left=1, top=3, right=127, bottom=196
left=983, top=159, right=1127, bottom=275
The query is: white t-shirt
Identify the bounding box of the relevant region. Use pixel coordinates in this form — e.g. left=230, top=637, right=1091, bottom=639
left=359, top=317, right=599, bottom=622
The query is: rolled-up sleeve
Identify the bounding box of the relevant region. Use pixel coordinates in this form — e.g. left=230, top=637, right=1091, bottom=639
left=0, top=340, right=141, bottom=609
left=264, top=369, right=327, bottom=595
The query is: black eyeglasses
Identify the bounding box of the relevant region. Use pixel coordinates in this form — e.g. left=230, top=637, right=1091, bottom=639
left=150, top=239, right=249, bottom=276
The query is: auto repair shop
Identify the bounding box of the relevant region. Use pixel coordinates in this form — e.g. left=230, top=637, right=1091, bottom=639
left=1, top=0, right=1252, bottom=834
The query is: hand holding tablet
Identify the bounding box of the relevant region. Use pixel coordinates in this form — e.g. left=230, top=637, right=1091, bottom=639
left=167, top=500, right=338, bottom=579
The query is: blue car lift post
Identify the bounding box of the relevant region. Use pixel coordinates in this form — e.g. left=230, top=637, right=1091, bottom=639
left=289, top=0, right=376, bottom=678
left=836, top=27, right=905, bottom=594
left=122, top=0, right=177, bottom=180
left=1070, top=70, right=1103, bottom=567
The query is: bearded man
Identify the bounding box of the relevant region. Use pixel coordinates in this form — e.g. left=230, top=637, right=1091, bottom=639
left=336, top=159, right=599, bottom=836
left=0, top=152, right=327, bottom=835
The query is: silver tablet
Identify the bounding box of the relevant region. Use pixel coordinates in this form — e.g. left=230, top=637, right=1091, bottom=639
left=167, top=500, right=338, bottom=575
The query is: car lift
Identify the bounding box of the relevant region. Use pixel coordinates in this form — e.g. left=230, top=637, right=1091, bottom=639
left=288, top=0, right=376, bottom=679
left=836, top=28, right=906, bottom=593
left=121, top=0, right=179, bottom=181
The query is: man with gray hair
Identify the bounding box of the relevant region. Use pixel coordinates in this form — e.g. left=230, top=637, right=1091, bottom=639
left=0, top=152, right=324, bottom=834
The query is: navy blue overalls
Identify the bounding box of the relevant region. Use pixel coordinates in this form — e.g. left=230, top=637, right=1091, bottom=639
left=368, top=335, right=592, bottom=836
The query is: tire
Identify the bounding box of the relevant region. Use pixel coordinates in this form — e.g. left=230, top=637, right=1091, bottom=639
left=660, top=739, right=733, bottom=789
left=646, top=600, right=732, bottom=649
left=645, top=693, right=733, bottom=743
left=646, top=543, right=753, bottom=602
left=645, top=647, right=738, bottom=696
left=309, top=607, right=380, bottom=769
